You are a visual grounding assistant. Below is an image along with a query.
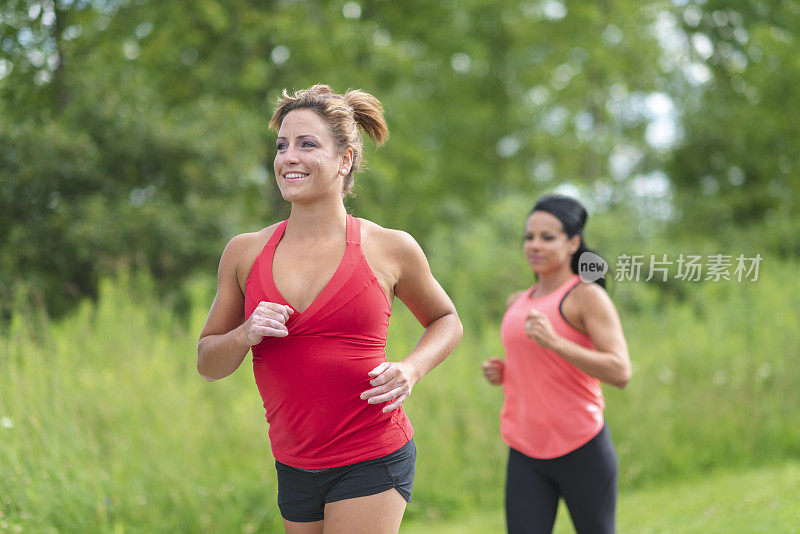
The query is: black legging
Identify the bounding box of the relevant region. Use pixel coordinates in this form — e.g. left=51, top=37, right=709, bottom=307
left=505, top=425, right=618, bottom=534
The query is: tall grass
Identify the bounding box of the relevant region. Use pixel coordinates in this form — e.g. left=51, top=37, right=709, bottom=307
left=0, top=274, right=282, bottom=533
left=1, top=260, right=798, bottom=531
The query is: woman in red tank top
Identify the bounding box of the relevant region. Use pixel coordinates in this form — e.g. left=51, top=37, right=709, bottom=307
left=197, top=85, right=462, bottom=534
left=482, top=195, right=631, bottom=534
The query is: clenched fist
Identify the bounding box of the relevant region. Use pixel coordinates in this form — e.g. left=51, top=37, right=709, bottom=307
left=243, top=301, right=294, bottom=346
left=482, top=357, right=505, bottom=385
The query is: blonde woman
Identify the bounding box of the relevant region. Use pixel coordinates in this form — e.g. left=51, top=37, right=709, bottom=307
left=198, top=85, right=462, bottom=534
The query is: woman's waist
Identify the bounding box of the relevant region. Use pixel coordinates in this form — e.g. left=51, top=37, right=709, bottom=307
left=252, top=334, right=386, bottom=355
left=502, top=372, right=604, bottom=410
left=252, top=346, right=389, bottom=394
left=259, top=381, right=410, bottom=456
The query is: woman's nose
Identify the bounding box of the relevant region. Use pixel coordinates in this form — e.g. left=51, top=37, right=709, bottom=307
left=282, top=145, right=300, bottom=163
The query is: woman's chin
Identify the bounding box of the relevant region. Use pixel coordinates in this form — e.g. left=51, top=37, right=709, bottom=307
left=278, top=185, right=308, bottom=203
left=529, top=265, right=559, bottom=277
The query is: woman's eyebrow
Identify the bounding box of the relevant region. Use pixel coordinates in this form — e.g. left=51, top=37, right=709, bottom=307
left=276, top=134, right=319, bottom=141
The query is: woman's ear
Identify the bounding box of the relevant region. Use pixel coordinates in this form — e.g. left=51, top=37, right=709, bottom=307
left=568, top=234, right=581, bottom=256
left=339, top=148, right=354, bottom=176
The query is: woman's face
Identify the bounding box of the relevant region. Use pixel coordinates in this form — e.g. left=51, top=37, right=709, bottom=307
left=523, top=211, right=580, bottom=275
left=274, top=109, right=351, bottom=203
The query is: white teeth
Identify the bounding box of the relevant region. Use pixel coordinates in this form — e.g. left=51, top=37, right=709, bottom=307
left=284, top=172, right=308, bottom=179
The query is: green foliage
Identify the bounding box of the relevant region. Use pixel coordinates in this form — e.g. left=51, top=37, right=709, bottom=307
left=1, top=0, right=675, bottom=317
left=0, top=273, right=283, bottom=532
left=667, top=1, right=800, bottom=254
left=1, top=262, right=798, bottom=530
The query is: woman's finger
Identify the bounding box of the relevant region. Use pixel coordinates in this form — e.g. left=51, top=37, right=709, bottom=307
left=368, top=361, right=391, bottom=378
left=258, top=302, right=293, bottom=322
left=256, top=307, right=289, bottom=324
left=254, top=317, right=287, bottom=330
left=365, top=385, right=404, bottom=405
left=483, top=358, right=503, bottom=370
left=369, top=372, right=395, bottom=387
left=382, top=392, right=410, bottom=413
left=252, top=325, right=288, bottom=338
left=361, top=377, right=402, bottom=399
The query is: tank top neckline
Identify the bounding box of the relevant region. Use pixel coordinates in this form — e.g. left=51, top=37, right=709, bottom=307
left=260, top=214, right=361, bottom=319
left=526, top=274, right=581, bottom=301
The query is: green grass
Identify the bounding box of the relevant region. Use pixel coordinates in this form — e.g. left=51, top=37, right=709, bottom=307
left=0, top=275, right=284, bottom=533
left=401, top=461, right=800, bottom=533
left=1, top=260, right=799, bottom=531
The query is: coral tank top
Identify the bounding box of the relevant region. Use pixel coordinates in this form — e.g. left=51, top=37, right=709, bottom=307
left=500, top=275, right=605, bottom=459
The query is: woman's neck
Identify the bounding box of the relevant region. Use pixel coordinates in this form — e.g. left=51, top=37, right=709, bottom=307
left=534, top=265, right=575, bottom=296
left=284, top=197, right=348, bottom=242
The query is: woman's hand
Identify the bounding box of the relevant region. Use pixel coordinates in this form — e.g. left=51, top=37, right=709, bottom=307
left=360, top=361, right=418, bottom=413
left=524, top=309, right=561, bottom=350
left=243, top=301, right=294, bottom=346
left=482, top=357, right=505, bottom=385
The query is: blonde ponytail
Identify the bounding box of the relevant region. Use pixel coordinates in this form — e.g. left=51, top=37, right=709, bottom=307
left=344, top=89, right=389, bottom=146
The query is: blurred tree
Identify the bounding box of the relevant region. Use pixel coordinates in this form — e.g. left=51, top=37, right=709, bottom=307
left=0, top=0, right=265, bottom=315
left=0, top=0, right=683, bottom=317
left=668, top=0, right=800, bottom=255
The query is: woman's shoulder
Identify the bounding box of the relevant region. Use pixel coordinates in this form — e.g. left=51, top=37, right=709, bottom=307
left=219, top=223, right=283, bottom=275
left=565, top=279, right=613, bottom=311
left=221, top=223, right=284, bottom=287
left=225, top=223, right=282, bottom=255
left=506, top=289, right=529, bottom=308
left=357, top=218, right=420, bottom=254
left=357, top=218, right=429, bottom=283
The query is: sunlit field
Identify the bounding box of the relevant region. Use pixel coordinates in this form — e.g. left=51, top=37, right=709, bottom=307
left=1, top=261, right=798, bottom=532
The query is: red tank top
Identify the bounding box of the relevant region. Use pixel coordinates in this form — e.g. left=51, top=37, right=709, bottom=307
left=500, top=275, right=605, bottom=459
left=244, top=214, right=413, bottom=468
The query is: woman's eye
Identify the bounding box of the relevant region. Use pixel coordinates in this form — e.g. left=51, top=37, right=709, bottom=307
left=301, top=141, right=317, bottom=148
left=276, top=143, right=287, bottom=150
left=524, top=235, right=534, bottom=241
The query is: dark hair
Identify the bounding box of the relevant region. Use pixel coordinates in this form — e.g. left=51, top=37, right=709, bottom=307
left=530, top=195, right=606, bottom=288
left=268, top=84, right=389, bottom=196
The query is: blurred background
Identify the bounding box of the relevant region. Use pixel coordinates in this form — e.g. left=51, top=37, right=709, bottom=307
left=1, top=0, right=798, bottom=532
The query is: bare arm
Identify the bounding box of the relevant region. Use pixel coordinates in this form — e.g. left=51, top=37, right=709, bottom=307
left=197, top=234, right=292, bottom=381
left=525, top=283, right=631, bottom=388
left=361, top=230, right=463, bottom=411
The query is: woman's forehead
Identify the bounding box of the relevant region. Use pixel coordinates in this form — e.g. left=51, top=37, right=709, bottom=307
left=278, top=109, right=329, bottom=137
left=526, top=211, right=564, bottom=231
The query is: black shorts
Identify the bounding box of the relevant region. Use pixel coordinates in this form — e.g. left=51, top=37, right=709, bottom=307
left=275, top=439, right=416, bottom=523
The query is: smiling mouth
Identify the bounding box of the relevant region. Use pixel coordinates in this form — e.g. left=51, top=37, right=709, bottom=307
left=283, top=172, right=309, bottom=180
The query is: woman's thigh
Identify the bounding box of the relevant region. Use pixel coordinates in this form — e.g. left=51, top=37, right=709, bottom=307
left=557, top=427, right=618, bottom=534
left=506, top=447, right=560, bottom=534
left=282, top=519, right=324, bottom=534
left=322, top=488, right=407, bottom=534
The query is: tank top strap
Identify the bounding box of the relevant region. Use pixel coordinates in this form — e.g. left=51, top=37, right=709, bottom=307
left=266, top=219, right=289, bottom=247
left=563, top=274, right=582, bottom=296
left=527, top=274, right=581, bottom=304
left=556, top=274, right=592, bottom=338
left=346, top=214, right=361, bottom=245
left=554, top=274, right=582, bottom=304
